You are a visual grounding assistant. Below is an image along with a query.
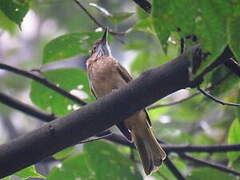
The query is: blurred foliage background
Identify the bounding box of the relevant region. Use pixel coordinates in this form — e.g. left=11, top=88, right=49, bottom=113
left=0, top=0, right=239, bottom=179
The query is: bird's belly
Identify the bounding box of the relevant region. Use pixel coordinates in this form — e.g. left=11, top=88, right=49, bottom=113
left=88, top=58, right=127, bottom=97
left=91, top=72, right=127, bottom=97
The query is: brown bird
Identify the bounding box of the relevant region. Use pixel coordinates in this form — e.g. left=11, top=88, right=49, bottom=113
left=86, top=28, right=166, bottom=175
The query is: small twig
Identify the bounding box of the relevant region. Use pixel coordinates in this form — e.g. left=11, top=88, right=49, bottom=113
left=180, top=154, right=240, bottom=177
left=198, top=86, right=240, bottom=107
left=147, top=92, right=199, bottom=110
left=73, top=0, right=125, bottom=36
left=163, top=143, right=240, bottom=153
left=0, top=92, right=55, bottom=122
left=164, top=157, right=186, bottom=180
left=0, top=63, right=87, bottom=106
left=147, top=73, right=232, bottom=110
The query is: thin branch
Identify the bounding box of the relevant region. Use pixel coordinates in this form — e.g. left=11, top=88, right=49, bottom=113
left=180, top=154, right=240, bottom=177
left=106, top=134, right=240, bottom=153
left=147, top=92, right=199, bottom=110
left=147, top=72, right=232, bottom=110
left=163, top=143, right=240, bottom=153
left=198, top=86, right=240, bottom=107
left=73, top=0, right=125, bottom=36
left=0, top=92, right=55, bottom=122
left=131, top=0, right=151, bottom=13
left=164, top=157, right=186, bottom=180
left=0, top=63, right=87, bottom=106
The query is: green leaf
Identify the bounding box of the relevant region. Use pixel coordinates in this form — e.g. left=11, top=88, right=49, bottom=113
left=131, top=51, right=170, bottom=76
left=0, top=10, right=16, bottom=33
left=227, top=119, right=240, bottom=163
left=0, top=0, right=30, bottom=27
left=152, top=0, right=229, bottom=77
left=108, top=12, right=134, bottom=24
left=30, top=68, right=93, bottom=116
left=43, top=32, right=102, bottom=64
left=47, top=141, right=143, bottom=180
left=15, top=165, right=44, bottom=178
left=147, top=106, right=169, bottom=122
left=192, top=0, right=228, bottom=78
left=137, top=6, right=149, bottom=20
left=152, top=0, right=175, bottom=51
left=53, top=147, right=74, bottom=160
left=209, top=67, right=239, bottom=97
left=187, top=167, right=235, bottom=180
left=1, top=177, right=10, bottom=180
left=228, top=16, right=240, bottom=61
left=131, top=17, right=155, bottom=35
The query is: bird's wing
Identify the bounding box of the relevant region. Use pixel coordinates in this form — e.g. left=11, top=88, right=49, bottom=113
left=90, top=86, right=97, bottom=99
left=90, top=80, right=132, bottom=141
left=116, top=62, right=133, bottom=83
left=116, top=62, right=152, bottom=126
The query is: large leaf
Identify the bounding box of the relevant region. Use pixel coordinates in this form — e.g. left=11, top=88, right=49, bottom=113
left=30, top=68, right=93, bottom=116
left=47, top=141, right=143, bottom=180
left=152, top=0, right=230, bottom=77
left=0, top=0, right=30, bottom=27
left=0, top=10, right=16, bottom=33
left=228, top=16, right=240, bottom=61
left=227, top=119, right=240, bottom=164
left=131, top=17, right=155, bottom=35
left=187, top=167, right=235, bottom=180
left=15, top=165, right=44, bottom=178
left=53, top=147, right=75, bottom=160
left=43, top=32, right=102, bottom=64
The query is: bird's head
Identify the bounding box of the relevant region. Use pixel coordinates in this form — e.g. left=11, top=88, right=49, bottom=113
left=91, top=27, right=111, bottom=58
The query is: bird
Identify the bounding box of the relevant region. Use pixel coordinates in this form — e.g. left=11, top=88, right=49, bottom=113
left=86, top=28, right=166, bottom=175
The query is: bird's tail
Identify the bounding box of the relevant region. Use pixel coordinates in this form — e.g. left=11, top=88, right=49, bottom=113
left=131, top=125, right=166, bottom=175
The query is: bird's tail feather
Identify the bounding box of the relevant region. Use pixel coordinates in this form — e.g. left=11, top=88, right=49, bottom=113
left=131, top=126, right=166, bottom=175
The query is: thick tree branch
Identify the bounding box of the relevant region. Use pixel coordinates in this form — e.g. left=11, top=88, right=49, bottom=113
left=0, top=63, right=87, bottom=106
left=0, top=46, right=228, bottom=177
left=0, top=92, right=55, bottom=122
left=0, top=92, right=239, bottom=154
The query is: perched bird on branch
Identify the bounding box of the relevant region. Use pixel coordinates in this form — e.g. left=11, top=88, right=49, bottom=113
left=86, top=28, right=166, bottom=175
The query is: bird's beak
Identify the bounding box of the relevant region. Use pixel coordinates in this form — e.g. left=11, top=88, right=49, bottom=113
left=95, top=27, right=111, bottom=57
left=100, top=27, right=108, bottom=45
